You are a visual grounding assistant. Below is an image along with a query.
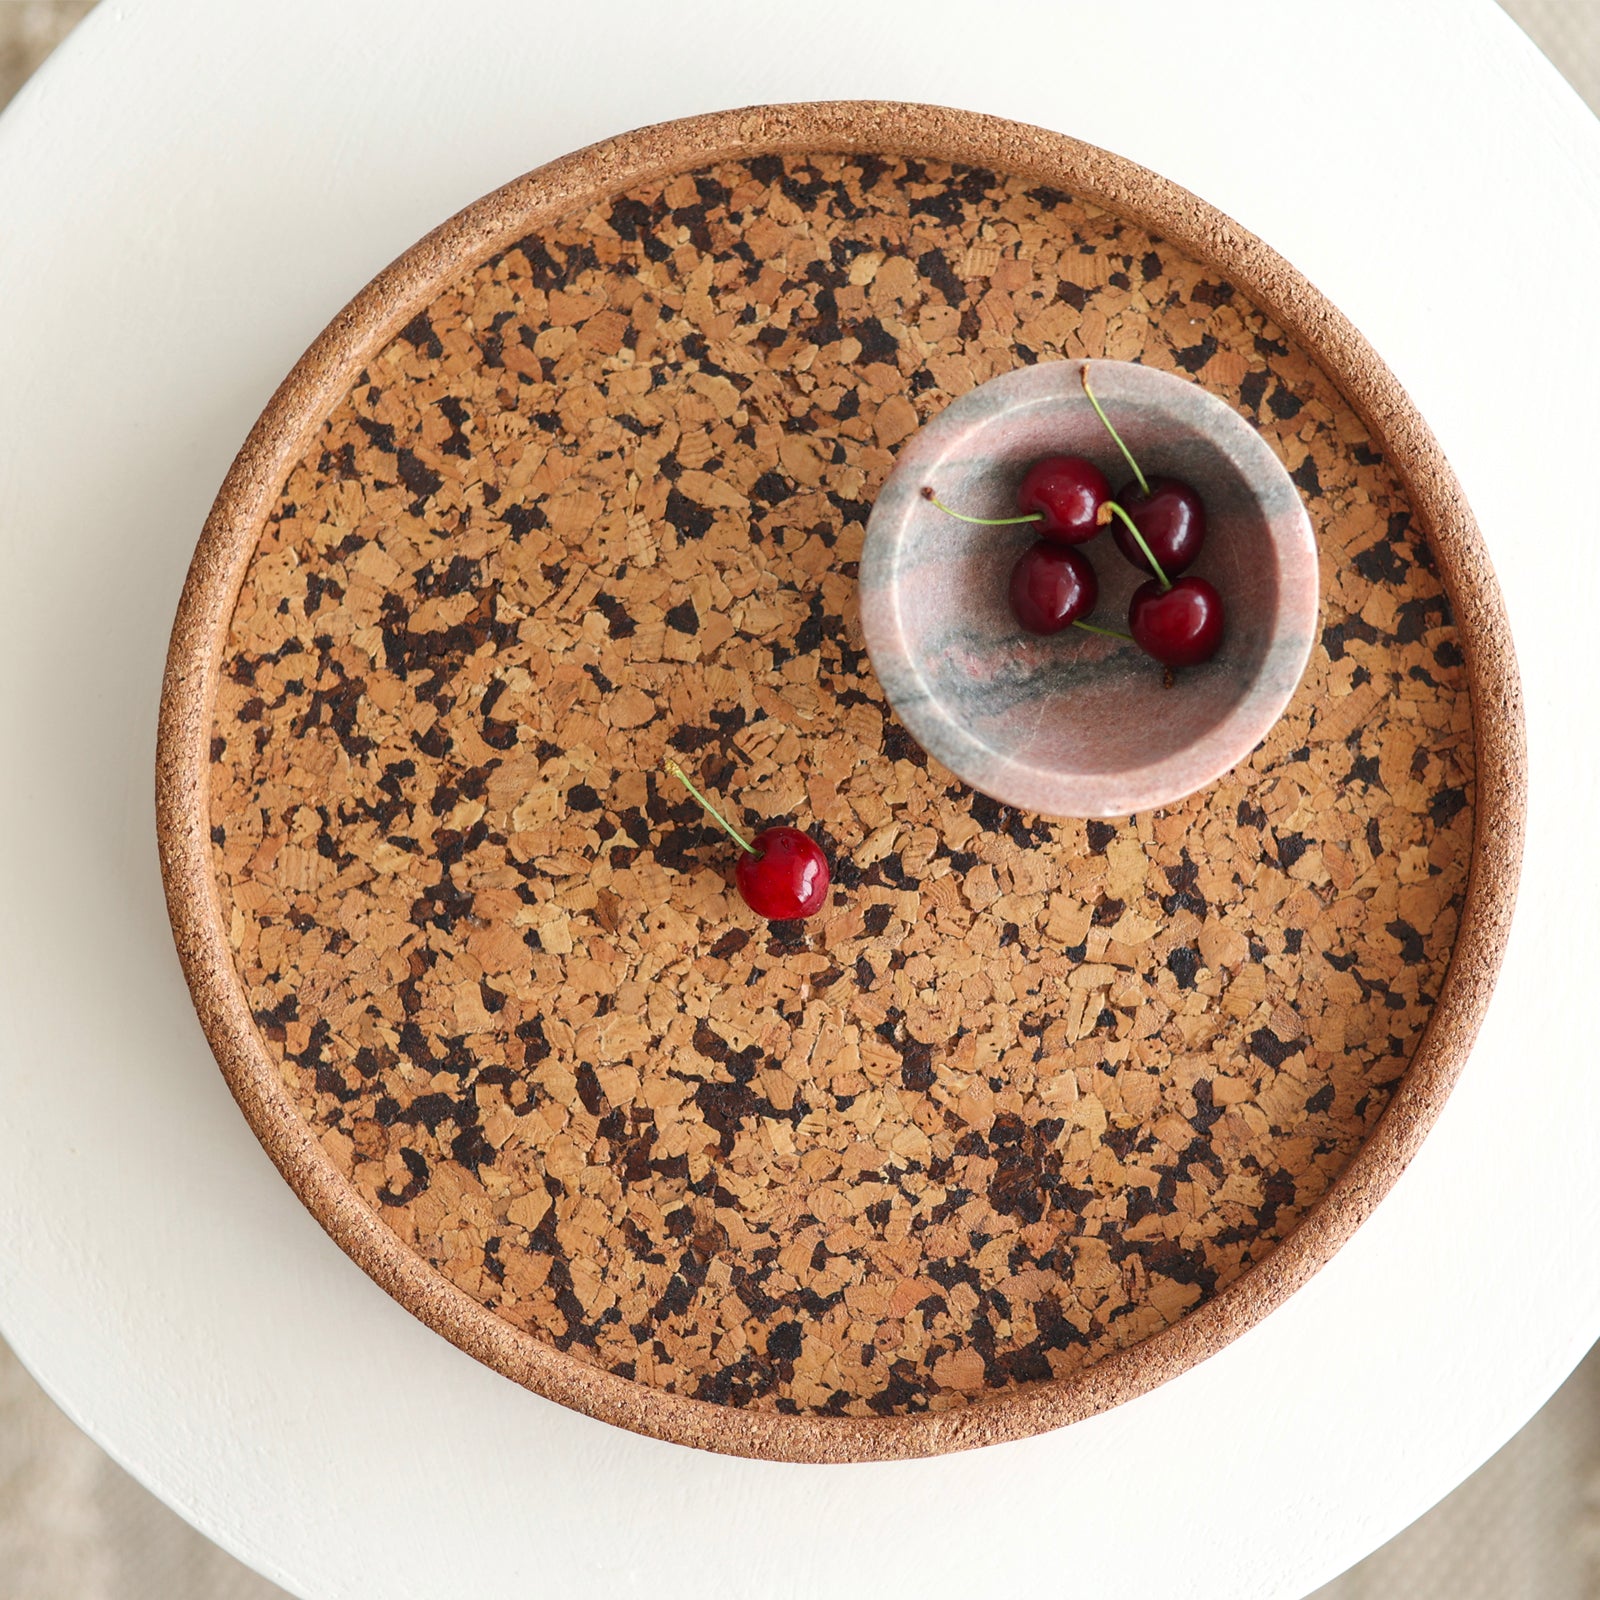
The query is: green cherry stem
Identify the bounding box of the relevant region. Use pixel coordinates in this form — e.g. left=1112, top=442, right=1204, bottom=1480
left=1080, top=364, right=1151, bottom=497
left=1100, top=499, right=1172, bottom=590
left=663, top=759, right=757, bottom=855
left=1073, top=620, right=1134, bottom=641
left=920, top=486, right=1042, bottom=526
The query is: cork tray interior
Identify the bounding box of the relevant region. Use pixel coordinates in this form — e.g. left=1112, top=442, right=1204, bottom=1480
left=158, top=104, right=1523, bottom=1462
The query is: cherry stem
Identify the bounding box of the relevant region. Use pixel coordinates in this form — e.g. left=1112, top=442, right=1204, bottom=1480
left=663, top=759, right=757, bottom=854
left=1080, top=364, right=1151, bottom=497
left=1073, top=620, right=1133, bottom=641
left=921, top=487, right=1042, bottom=526
left=1102, top=500, right=1172, bottom=590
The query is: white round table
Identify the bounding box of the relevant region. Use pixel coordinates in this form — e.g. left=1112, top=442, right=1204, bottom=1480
left=2, top=4, right=1597, bottom=1596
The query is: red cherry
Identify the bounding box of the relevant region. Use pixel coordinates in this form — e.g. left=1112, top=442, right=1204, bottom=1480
left=1015, top=455, right=1111, bottom=544
left=736, top=827, right=831, bottom=919
left=663, top=760, right=831, bottom=921
left=1128, top=576, right=1225, bottom=667
left=1111, top=477, right=1206, bottom=577
left=1009, top=541, right=1098, bottom=634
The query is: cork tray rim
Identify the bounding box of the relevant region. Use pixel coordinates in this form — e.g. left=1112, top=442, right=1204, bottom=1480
left=156, top=100, right=1526, bottom=1463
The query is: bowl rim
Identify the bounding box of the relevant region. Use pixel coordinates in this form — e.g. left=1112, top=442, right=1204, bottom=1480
left=156, top=99, right=1526, bottom=1463
left=860, top=357, right=1320, bottom=817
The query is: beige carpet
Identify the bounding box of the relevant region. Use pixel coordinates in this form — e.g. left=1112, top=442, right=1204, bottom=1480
left=1, top=3, right=1598, bottom=1596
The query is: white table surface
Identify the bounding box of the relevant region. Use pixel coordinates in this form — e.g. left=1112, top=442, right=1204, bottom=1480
left=2, top=3, right=1598, bottom=1596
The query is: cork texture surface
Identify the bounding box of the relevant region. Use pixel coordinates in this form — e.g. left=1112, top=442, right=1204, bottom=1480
left=203, top=150, right=1475, bottom=1421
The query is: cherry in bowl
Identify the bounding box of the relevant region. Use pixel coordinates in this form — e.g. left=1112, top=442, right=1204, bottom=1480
left=1015, top=455, right=1111, bottom=544
left=1110, top=476, right=1206, bottom=578
left=1128, top=575, right=1225, bottom=668
left=1009, top=542, right=1098, bottom=635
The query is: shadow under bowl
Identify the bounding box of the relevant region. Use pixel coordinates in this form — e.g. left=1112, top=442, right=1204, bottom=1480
left=861, top=359, right=1319, bottom=817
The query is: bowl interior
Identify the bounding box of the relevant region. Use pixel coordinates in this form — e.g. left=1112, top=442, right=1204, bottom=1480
left=864, top=361, right=1314, bottom=815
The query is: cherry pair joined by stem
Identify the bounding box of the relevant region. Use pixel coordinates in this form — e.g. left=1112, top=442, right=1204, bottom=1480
left=1091, top=371, right=1225, bottom=669
left=663, top=759, right=829, bottom=920
left=1092, top=371, right=1222, bottom=667
left=1081, top=367, right=1209, bottom=584
left=922, top=364, right=1224, bottom=666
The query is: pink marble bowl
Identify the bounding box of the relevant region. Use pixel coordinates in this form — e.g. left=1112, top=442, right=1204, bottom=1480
left=860, top=360, right=1318, bottom=817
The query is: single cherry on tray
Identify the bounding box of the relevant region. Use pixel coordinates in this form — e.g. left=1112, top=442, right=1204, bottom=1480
left=663, top=759, right=830, bottom=920
left=1110, top=476, right=1206, bottom=577
left=1128, top=575, right=1225, bottom=667
left=1009, top=541, right=1099, bottom=635
left=735, top=827, right=830, bottom=920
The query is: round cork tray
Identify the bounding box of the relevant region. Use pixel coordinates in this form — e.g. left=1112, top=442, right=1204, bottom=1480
left=157, top=102, right=1524, bottom=1463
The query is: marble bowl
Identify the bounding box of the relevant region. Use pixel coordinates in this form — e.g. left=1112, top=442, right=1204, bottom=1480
left=860, top=360, right=1318, bottom=817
